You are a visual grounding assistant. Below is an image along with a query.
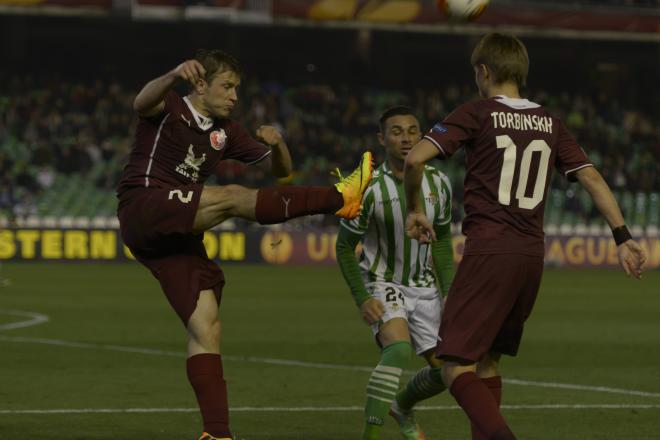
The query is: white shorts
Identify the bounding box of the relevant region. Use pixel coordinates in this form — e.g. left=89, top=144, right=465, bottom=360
left=366, top=281, right=443, bottom=355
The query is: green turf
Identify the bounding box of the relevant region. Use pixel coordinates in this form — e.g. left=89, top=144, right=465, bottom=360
left=0, top=263, right=658, bottom=439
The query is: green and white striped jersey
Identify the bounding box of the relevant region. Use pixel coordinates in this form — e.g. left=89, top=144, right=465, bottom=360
left=340, top=162, right=452, bottom=288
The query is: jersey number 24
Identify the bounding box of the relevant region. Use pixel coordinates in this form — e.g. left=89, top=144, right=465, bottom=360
left=496, top=135, right=551, bottom=210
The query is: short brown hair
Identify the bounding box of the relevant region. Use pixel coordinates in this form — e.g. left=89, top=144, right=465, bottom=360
left=195, top=49, right=241, bottom=83
left=471, top=33, right=529, bottom=88
left=378, top=106, right=417, bottom=133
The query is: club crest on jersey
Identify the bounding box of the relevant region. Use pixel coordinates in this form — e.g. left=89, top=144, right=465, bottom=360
left=431, top=123, right=448, bottom=134
left=175, top=145, right=206, bottom=182
left=210, top=129, right=227, bottom=151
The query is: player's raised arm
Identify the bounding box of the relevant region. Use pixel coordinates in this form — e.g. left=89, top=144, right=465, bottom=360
left=133, top=60, right=206, bottom=117
left=575, top=166, right=647, bottom=278
left=255, top=125, right=292, bottom=178
left=403, top=138, right=440, bottom=243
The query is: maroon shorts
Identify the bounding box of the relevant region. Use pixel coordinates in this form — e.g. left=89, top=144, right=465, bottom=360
left=117, top=185, right=225, bottom=326
left=436, top=253, right=544, bottom=363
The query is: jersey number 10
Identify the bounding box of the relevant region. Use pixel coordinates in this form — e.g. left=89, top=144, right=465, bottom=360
left=496, top=135, right=551, bottom=210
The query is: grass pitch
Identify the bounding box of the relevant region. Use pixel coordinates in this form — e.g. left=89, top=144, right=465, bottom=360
left=0, top=263, right=659, bottom=439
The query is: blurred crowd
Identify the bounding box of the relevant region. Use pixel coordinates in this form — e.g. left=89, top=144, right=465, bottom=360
left=1, top=75, right=658, bottom=226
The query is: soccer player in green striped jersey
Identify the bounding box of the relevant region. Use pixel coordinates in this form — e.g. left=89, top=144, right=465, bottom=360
left=336, top=106, right=455, bottom=440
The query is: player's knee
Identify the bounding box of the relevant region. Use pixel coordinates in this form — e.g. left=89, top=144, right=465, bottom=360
left=192, top=318, right=221, bottom=351
left=441, top=364, right=452, bottom=386
left=220, top=184, right=246, bottom=197
left=218, top=185, right=250, bottom=213
left=202, top=185, right=237, bottom=206
left=441, top=361, right=475, bottom=387
left=477, top=352, right=500, bottom=377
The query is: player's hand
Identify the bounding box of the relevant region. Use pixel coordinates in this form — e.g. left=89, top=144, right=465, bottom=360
left=174, top=60, right=206, bottom=86
left=405, top=212, right=436, bottom=243
left=256, top=125, right=284, bottom=147
left=617, top=240, right=647, bottom=279
left=359, top=298, right=385, bottom=325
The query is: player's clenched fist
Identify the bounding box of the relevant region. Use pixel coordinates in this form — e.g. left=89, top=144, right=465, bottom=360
left=256, top=126, right=284, bottom=147
left=174, top=60, right=207, bottom=85
left=359, top=297, right=385, bottom=325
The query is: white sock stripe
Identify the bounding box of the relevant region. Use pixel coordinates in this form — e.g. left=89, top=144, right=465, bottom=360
left=366, top=393, right=394, bottom=403
left=368, top=378, right=400, bottom=390
left=371, top=371, right=401, bottom=382
left=409, top=367, right=444, bottom=396
left=418, top=375, right=434, bottom=391
left=367, top=385, right=398, bottom=397
left=415, top=379, right=431, bottom=393
left=375, top=365, right=403, bottom=375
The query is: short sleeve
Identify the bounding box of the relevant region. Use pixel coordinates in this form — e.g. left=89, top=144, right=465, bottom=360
left=554, top=119, right=592, bottom=182
left=143, top=90, right=183, bottom=124
left=163, top=90, right=182, bottom=113
left=223, top=121, right=272, bottom=165
left=424, top=101, right=480, bottom=158
left=339, top=185, right=375, bottom=235
left=434, top=173, right=452, bottom=226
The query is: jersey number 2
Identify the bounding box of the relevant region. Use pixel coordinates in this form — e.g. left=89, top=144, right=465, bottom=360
left=496, top=135, right=551, bottom=210
left=168, top=189, right=194, bottom=204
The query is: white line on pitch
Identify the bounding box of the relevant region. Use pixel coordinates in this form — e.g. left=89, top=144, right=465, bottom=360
left=2, top=404, right=660, bottom=415
left=0, top=310, right=49, bottom=330
left=2, top=334, right=660, bottom=399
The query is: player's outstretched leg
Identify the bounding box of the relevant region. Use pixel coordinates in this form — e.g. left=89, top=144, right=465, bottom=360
left=390, top=357, right=446, bottom=440
left=193, top=151, right=373, bottom=231
left=255, top=150, right=373, bottom=223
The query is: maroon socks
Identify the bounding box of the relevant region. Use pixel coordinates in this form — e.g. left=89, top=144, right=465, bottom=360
left=471, top=376, right=504, bottom=440
left=187, top=353, right=231, bottom=438
left=255, top=186, right=343, bottom=224
left=450, top=372, right=515, bottom=440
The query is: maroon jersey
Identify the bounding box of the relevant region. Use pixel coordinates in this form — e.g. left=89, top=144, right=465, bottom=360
left=117, top=91, right=270, bottom=197
left=425, top=95, right=591, bottom=256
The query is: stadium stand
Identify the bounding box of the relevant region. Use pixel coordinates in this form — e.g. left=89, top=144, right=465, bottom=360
left=1, top=75, right=657, bottom=234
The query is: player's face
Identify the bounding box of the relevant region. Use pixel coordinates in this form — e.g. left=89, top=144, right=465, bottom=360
left=204, top=70, right=241, bottom=118
left=380, top=115, right=421, bottom=161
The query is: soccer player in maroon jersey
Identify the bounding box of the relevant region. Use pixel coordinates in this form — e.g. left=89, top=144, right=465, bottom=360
left=402, top=33, right=647, bottom=440
left=116, top=49, right=373, bottom=440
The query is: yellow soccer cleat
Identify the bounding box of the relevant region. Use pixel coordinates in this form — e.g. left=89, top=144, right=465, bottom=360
left=199, top=433, right=232, bottom=440
left=333, top=151, right=374, bottom=220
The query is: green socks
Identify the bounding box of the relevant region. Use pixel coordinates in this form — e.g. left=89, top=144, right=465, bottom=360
left=396, top=365, right=446, bottom=411
left=362, top=341, right=413, bottom=440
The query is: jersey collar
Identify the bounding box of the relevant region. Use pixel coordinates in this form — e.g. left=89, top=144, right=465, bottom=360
left=183, top=96, right=214, bottom=130
left=493, top=95, right=541, bottom=109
